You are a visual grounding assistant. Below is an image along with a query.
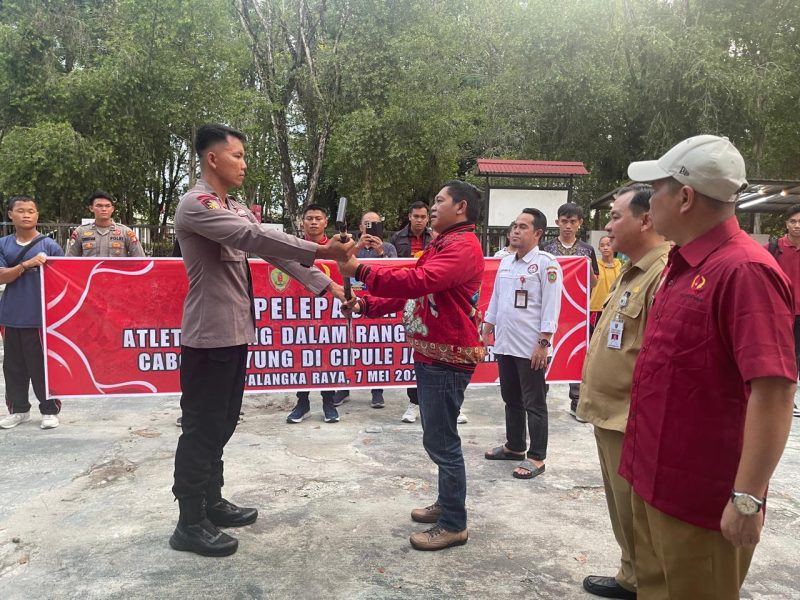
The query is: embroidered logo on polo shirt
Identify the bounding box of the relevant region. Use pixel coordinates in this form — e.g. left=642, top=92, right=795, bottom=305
left=690, top=275, right=706, bottom=291
left=528, top=264, right=538, bottom=274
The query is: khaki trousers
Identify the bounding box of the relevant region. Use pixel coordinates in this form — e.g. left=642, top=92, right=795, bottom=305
left=594, top=426, right=636, bottom=592
left=631, top=491, right=754, bottom=599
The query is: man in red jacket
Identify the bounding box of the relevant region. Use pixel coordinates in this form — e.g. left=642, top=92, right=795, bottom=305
left=338, top=180, right=485, bottom=551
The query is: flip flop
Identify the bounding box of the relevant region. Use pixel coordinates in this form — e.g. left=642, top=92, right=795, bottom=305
left=484, top=445, right=525, bottom=461
left=512, top=459, right=546, bottom=480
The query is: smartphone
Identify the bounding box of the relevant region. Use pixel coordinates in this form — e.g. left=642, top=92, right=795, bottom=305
left=365, top=220, right=384, bottom=238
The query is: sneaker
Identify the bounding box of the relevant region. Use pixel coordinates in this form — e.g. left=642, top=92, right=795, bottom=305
left=332, top=390, right=350, bottom=407
left=794, top=404, right=800, bottom=418
left=370, top=391, right=385, bottom=409
left=169, top=518, right=238, bottom=557
left=286, top=402, right=310, bottom=424
left=401, top=403, right=418, bottom=423
left=40, top=414, right=60, bottom=429
left=411, top=501, right=441, bottom=523
left=409, top=525, right=468, bottom=551
left=0, top=412, right=31, bottom=429
left=323, top=404, right=339, bottom=423
left=176, top=415, right=182, bottom=427
left=457, top=411, right=467, bottom=424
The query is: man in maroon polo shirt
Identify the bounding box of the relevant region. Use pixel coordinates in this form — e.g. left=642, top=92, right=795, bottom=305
left=766, top=204, right=800, bottom=418
left=620, top=135, right=797, bottom=598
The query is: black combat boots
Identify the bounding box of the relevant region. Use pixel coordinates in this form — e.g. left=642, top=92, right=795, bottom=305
left=205, top=486, right=258, bottom=528
left=169, top=497, right=238, bottom=557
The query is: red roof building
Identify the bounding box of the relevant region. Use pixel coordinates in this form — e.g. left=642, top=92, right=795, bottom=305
left=475, top=159, right=588, bottom=178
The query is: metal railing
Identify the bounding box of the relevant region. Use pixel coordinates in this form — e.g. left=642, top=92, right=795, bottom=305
left=0, top=222, right=177, bottom=256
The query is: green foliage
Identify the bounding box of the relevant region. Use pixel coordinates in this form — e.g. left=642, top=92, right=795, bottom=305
left=0, top=121, right=108, bottom=221
left=1, top=0, right=799, bottom=227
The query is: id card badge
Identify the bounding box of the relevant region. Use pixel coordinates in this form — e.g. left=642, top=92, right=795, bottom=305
left=607, top=318, right=624, bottom=349
left=514, top=289, right=528, bottom=309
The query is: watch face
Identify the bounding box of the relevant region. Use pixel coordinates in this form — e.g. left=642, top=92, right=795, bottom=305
left=733, top=494, right=759, bottom=515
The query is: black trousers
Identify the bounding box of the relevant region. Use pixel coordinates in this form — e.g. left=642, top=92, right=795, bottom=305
left=296, top=390, right=334, bottom=403
left=2, top=327, right=61, bottom=415
left=497, top=354, right=548, bottom=461
left=793, top=315, right=800, bottom=377
left=407, top=388, right=418, bottom=404
left=172, top=344, right=248, bottom=501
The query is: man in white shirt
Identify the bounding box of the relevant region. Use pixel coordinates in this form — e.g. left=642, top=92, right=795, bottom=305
left=482, top=209, right=562, bottom=479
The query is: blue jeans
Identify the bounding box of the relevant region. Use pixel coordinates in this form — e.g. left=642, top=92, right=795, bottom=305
left=415, top=362, right=472, bottom=532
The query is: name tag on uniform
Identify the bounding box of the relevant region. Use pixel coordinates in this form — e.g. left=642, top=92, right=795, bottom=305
left=514, top=289, right=528, bottom=309
left=607, top=319, right=624, bottom=349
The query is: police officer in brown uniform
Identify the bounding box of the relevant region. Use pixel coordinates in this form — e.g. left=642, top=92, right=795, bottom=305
left=169, top=123, right=353, bottom=557
left=65, top=191, right=145, bottom=257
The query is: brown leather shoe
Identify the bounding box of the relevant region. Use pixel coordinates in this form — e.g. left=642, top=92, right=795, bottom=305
left=409, top=525, right=468, bottom=550
left=410, top=501, right=442, bottom=523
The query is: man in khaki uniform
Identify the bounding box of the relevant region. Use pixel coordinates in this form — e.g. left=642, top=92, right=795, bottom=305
left=577, top=184, right=669, bottom=599
left=169, top=123, right=353, bottom=558
left=66, top=191, right=145, bottom=257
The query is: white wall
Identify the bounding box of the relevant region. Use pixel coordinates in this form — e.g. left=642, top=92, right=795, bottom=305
left=488, top=188, right=569, bottom=228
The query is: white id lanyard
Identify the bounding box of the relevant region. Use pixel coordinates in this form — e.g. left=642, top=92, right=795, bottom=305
left=607, top=291, right=630, bottom=349
left=514, top=275, right=528, bottom=309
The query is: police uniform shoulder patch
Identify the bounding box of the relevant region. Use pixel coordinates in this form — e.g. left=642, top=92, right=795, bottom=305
left=197, top=194, right=221, bottom=210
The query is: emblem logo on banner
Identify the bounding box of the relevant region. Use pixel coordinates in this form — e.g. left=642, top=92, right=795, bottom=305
left=270, top=268, right=290, bottom=292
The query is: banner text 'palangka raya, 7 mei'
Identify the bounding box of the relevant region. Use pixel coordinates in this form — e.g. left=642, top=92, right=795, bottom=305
left=42, top=257, right=589, bottom=398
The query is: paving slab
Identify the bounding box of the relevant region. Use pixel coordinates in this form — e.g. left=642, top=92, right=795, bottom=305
left=0, top=374, right=798, bottom=599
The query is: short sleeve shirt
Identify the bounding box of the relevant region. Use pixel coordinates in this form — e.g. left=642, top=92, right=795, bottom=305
left=578, top=243, right=669, bottom=431
left=0, top=235, right=65, bottom=327
left=769, top=235, right=800, bottom=314
left=66, top=222, right=145, bottom=257
left=619, top=217, right=796, bottom=530
left=541, top=238, right=599, bottom=275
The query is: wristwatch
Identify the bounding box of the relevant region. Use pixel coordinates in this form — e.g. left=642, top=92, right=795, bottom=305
left=537, top=338, right=551, bottom=348
left=731, top=491, right=764, bottom=516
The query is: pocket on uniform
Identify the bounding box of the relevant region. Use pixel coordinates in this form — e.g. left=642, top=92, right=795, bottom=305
left=666, top=304, right=709, bottom=366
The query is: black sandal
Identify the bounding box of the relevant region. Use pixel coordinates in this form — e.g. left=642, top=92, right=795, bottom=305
left=484, top=445, right=525, bottom=460
left=512, top=459, right=546, bottom=479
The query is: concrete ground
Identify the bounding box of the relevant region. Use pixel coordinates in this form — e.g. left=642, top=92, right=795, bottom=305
left=0, top=378, right=799, bottom=600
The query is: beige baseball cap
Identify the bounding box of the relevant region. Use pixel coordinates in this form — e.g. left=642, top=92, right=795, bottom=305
left=627, top=135, right=748, bottom=202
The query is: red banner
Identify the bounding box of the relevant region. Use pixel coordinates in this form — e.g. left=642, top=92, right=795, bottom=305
left=42, top=257, right=588, bottom=398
